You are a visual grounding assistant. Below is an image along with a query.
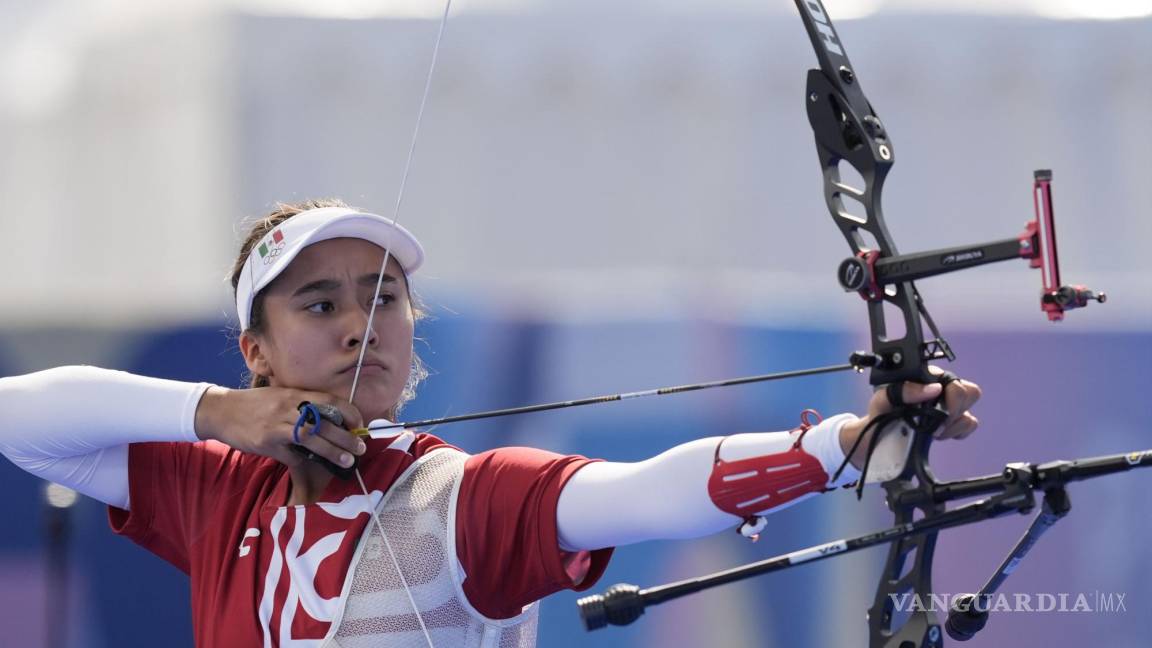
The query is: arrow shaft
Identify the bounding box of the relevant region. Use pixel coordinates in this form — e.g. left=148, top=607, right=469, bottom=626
left=360, top=361, right=860, bottom=435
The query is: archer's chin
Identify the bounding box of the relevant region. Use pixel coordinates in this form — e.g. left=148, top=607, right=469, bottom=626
left=349, top=383, right=402, bottom=416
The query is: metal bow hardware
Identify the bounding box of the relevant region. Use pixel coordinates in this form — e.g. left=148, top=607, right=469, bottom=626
left=571, top=3, right=1148, bottom=646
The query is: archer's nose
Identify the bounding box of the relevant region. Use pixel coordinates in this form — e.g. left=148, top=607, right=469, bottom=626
left=342, top=312, right=379, bottom=350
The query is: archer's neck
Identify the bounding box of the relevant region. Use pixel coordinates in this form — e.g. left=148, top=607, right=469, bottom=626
left=285, top=461, right=335, bottom=506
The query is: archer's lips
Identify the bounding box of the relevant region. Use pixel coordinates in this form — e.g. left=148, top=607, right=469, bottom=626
left=339, top=361, right=388, bottom=375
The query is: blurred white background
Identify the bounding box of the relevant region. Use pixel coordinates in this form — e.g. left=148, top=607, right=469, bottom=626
left=0, top=0, right=1148, bottom=331
left=0, top=3, right=1149, bottom=647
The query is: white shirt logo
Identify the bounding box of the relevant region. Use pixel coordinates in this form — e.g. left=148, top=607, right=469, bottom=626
left=238, top=528, right=260, bottom=558
left=257, top=492, right=382, bottom=647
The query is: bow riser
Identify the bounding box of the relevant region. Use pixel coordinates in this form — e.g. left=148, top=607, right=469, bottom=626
left=798, top=3, right=950, bottom=646
left=799, top=9, right=942, bottom=388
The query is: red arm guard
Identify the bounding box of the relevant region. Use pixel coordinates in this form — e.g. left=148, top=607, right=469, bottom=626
left=707, top=410, right=831, bottom=539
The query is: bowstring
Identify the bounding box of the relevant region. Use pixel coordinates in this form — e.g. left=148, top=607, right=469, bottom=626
left=346, top=2, right=455, bottom=646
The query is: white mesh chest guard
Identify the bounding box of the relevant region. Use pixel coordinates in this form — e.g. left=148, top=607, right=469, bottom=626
left=326, top=448, right=539, bottom=647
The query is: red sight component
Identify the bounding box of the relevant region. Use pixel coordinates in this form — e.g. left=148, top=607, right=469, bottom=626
left=1018, top=170, right=1106, bottom=321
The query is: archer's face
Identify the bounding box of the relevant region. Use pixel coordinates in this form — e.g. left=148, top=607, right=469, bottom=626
left=241, top=237, right=415, bottom=421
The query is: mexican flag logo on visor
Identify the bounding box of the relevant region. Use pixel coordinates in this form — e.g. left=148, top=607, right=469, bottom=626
left=257, top=229, right=286, bottom=265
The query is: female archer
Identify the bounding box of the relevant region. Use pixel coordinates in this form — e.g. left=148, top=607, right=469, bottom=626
left=0, top=200, right=981, bottom=647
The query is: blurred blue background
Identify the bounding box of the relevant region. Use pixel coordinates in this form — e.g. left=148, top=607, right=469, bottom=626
left=1, top=1, right=1149, bottom=646
left=1, top=321, right=1148, bottom=646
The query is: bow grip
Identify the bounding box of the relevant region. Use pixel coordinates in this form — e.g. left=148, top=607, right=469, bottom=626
left=897, top=370, right=956, bottom=433
left=864, top=372, right=955, bottom=484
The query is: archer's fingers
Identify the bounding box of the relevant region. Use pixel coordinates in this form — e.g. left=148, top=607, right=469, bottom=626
left=295, top=432, right=358, bottom=468
left=270, top=445, right=305, bottom=468
left=943, top=379, right=982, bottom=425
left=925, top=366, right=981, bottom=421
left=294, top=391, right=365, bottom=430
left=313, top=421, right=367, bottom=457
left=937, top=413, right=979, bottom=440
left=894, top=382, right=943, bottom=407
left=872, top=381, right=939, bottom=418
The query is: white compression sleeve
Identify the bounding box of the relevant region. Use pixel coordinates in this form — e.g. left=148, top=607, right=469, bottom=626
left=0, top=366, right=212, bottom=509
left=556, top=413, right=861, bottom=552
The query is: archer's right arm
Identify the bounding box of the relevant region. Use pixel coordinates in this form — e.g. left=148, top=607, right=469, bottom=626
left=0, top=366, right=364, bottom=509
left=0, top=366, right=209, bottom=509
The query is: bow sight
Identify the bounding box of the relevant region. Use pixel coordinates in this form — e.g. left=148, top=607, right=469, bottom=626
left=797, top=0, right=1104, bottom=389
left=835, top=169, right=1107, bottom=324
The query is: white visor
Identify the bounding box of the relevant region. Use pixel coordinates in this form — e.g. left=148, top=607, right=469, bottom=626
left=235, top=207, right=424, bottom=330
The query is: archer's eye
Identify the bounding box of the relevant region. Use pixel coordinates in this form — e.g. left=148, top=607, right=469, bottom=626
left=373, top=294, right=395, bottom=307
left=306, top=301, right=336, bottom=314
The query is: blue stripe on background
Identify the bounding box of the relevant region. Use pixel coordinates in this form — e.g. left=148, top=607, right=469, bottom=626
left=0, top=322, right=1148, bottom=647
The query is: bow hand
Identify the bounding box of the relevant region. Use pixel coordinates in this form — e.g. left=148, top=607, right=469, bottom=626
left=839, top=372, right=982, bottom=478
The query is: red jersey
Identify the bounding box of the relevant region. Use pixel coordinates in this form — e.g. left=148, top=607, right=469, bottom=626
left=108, top=433, right=612, bottom=646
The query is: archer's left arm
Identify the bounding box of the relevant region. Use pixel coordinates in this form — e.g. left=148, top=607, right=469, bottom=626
left=841, top=374, right=982, bottom=469
left=556, top=375, right=981, bottom=552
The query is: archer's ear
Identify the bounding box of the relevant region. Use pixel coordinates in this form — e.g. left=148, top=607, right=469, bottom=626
left=238, top=331, right=273, bottom=378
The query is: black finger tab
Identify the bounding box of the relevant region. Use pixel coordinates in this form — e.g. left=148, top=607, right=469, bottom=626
left=885, top=381, right=906, bottom=408
left=292, top=401, right=356, bottom=481
left=937, top=370, right=959, bottom=388
left=298, top=401, right=345, bottom=428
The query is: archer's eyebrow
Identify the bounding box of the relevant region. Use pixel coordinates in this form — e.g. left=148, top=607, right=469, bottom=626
left=291, top=273, right=398, bottom=298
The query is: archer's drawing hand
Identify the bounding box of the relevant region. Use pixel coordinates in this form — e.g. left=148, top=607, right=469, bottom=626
left=840, top=368, right=982, bottom=470
left=193, top=386, right=366, bottom=468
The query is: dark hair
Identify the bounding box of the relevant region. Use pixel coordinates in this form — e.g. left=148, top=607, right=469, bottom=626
left=229, top=199, right=429, bottom=413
